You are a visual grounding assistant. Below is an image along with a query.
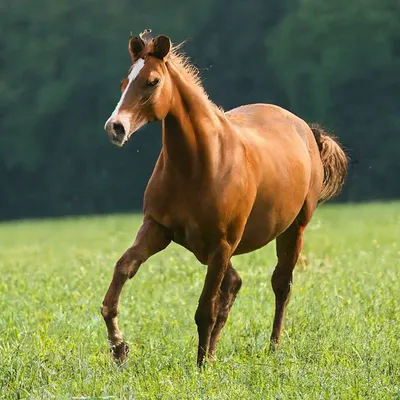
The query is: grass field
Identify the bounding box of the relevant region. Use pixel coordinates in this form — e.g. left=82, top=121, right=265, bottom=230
left=0, top=203, right=399, bottom=399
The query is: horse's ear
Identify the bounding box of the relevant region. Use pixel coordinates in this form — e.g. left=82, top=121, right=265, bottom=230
left=128, top=35, right=145, bottom=61
left=152, top=35, right=171, bottom=60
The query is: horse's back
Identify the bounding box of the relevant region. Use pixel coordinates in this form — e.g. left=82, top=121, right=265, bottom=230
left=226, top=103, right=311, bottom=143
left=226, top=103, right=320, bottom=178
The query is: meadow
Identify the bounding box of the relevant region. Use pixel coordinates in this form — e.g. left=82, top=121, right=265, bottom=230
left=0, top=203, right=399, bottom=399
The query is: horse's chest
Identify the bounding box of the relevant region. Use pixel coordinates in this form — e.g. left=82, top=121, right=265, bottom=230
left=172, top=221, right=200, bottom=246
left=155, top=209, right=211, bottom=264
left=145, top=180, right=228, bottom=264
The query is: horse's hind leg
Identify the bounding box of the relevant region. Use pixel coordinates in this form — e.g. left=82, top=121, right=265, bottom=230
left=208, top=262, right=242, bottom=361
left=101, top=217, right=171, bottom=362
left=270, top=201, right=315, bottom=350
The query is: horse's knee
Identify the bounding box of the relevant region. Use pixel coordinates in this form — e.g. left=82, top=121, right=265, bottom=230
left=101, top=305, right=118, bottom=320
left=224, top=267, right=242, bottom=294
left=232, top=272, right=242, bottom=293
left=195, top=306, right=217, bottom=330
left=115, top=251, right=142, bottom=280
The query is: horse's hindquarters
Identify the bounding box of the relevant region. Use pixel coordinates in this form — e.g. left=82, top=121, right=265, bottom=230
left=232, top=122, right=314, bottom=255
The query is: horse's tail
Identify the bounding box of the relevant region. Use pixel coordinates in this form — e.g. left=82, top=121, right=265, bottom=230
left=309, top=123, right=348, bottom=203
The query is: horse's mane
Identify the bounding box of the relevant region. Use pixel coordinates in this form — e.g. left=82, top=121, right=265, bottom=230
left=168, top=43, right=223, bottom=112
left=169, top=43, right=202, bottom=88
left=140, top=30, right=222, bottom=112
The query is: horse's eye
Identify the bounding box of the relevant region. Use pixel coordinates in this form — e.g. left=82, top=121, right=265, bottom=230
left=146, top=77, right=160, bottom=87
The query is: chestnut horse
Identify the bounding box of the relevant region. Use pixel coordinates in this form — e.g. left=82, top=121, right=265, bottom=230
left=102, top=30, right=347, bottom=366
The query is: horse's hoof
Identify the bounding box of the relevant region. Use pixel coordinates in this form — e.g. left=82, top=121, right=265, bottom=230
left=110, top=342, right=130, bottom=363
left=269, top=339, right=279, bottom=353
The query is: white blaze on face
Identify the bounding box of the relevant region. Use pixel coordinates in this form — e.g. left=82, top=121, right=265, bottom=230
left=104, top=58, right=145, bottom=130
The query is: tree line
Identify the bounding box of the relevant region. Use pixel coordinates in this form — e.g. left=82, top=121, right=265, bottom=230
left=1, top=0, right=399, bottom=220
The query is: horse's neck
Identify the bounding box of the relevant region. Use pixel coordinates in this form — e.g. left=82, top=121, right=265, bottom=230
left=162, top=63, right=222, bottom=178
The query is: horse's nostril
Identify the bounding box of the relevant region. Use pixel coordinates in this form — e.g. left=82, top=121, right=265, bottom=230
left=113, top=122, right=125, bottom=137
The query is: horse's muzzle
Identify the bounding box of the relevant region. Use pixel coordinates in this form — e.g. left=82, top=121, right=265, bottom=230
left=105, top=120, right=126, bottom=147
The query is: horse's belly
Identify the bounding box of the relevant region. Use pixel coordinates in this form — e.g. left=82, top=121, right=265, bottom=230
left=234, top=133, right=312, bottom=255
left=234, top=178, right=308, bottom=255
left=234, top=203, right=301, bottom=255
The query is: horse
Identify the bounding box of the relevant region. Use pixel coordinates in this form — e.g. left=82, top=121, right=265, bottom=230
left=101, top=29, right=348, bottom=367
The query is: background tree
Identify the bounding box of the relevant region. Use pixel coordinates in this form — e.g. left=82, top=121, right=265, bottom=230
left=0, top=0, right=399, bottom=219
left=267, top=0, right=400, bottom=199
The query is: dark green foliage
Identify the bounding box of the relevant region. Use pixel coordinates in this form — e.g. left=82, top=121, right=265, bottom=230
left=1, top=0, right=399, bottom=219
left=267, top=0, right=400, bottom=201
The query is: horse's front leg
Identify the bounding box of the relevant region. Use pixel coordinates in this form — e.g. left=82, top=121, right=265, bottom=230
left=195, top=241, right=232, bottom=367
left=101, top=216, right=171, bottom=362
left=208, top=262, right=242, bottom=361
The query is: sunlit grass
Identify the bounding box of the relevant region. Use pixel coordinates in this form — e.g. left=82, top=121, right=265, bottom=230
left=0, top=203, right=399, bottom=399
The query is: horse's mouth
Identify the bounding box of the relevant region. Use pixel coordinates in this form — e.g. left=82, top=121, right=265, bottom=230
left=110, top=140, right=124, bottom=147
left=107, top=118, right=148, bottom=147
left=110, top=135, right=127, bottom=147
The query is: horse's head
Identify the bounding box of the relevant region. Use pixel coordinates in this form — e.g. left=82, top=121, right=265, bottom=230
left=104, top=30, right=173, bottom=147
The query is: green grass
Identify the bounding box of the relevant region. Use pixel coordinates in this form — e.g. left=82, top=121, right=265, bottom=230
left=0, top=203, right=399, bottom=399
